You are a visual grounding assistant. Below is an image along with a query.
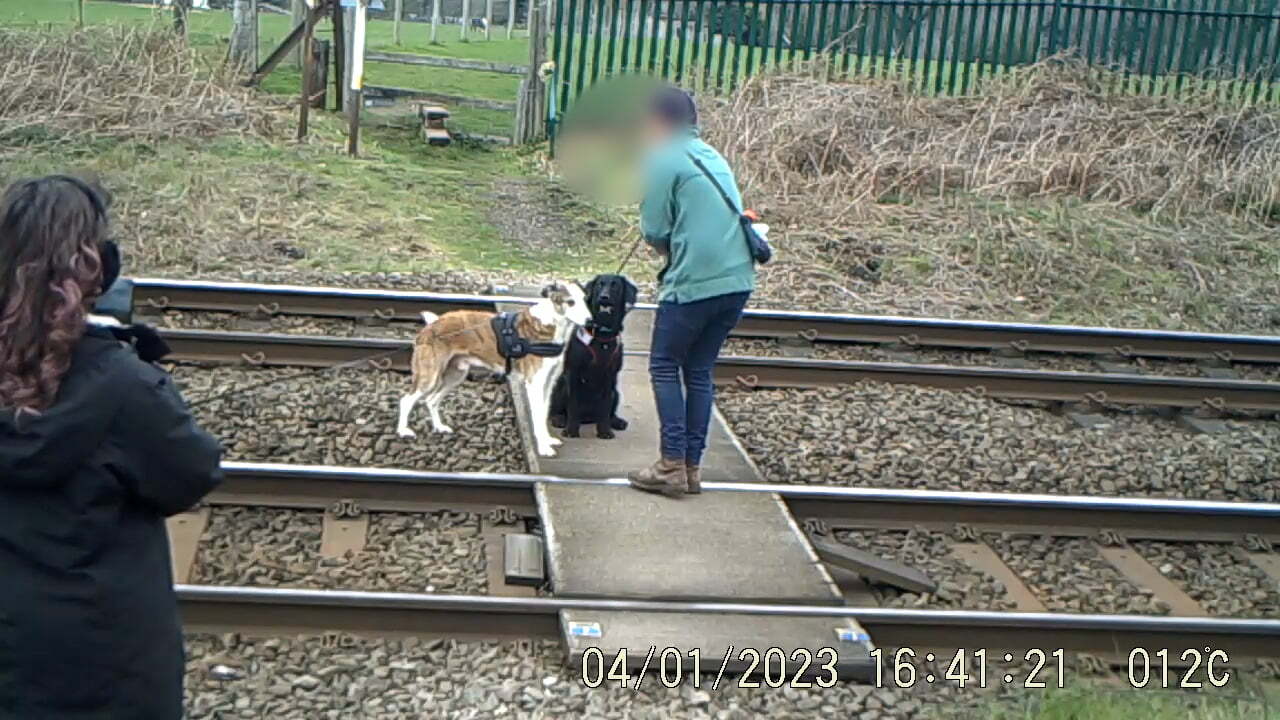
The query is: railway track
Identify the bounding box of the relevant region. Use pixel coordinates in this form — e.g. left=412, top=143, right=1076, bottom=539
left=179, top=584, right=1280, bottom=660
left=134, top=277, right=1280, bottom=364
left=214, top=462, right=1280, bottom=542
left=158, top=327, right=1280, bottom=412
left=176, top=462, right=1280, bottom=661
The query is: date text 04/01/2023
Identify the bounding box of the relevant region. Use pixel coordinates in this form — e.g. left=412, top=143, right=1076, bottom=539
left=873, top=648, right=1234, bottom=690
left=580, top=647, right=843, bottom=691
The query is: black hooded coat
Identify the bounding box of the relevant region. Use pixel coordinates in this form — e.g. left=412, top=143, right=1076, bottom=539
left=0, top=326, right=222, bottom=719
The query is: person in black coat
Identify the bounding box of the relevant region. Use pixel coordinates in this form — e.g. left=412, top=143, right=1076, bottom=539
left=0, top=176, right=223, bottom=719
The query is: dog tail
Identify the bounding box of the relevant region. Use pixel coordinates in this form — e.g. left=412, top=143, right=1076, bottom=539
left=420, top=311, right=440, bottom=326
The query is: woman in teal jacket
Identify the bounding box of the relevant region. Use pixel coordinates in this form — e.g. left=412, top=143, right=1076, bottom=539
left=629, top=87, right=755, bottom=497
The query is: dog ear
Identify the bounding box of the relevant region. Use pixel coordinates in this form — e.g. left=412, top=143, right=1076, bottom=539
left=540, top=283, right=557, bottom=299
left=582, top=277, right=597, bottom=303
left=624, top=278, right=638, bottom=309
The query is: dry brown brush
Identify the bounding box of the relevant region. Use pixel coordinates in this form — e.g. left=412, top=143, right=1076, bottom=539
left=0, top=24, right=285, bottom=152
left=704, top=62, right=1280, bottom=226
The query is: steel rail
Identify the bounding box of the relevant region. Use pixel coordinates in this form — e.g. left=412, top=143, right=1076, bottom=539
left=177, top=585, right=1280, bottom=657
left=134, top=278, right=1280, bottom=363
left=217, top=462, right=1280, bottom=542
left=162, top=328, right=1280, bottom=411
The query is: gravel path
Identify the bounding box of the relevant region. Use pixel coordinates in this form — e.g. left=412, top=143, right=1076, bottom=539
left=184, top=634, right=946, bottom=720
left=833, top=529, right=1018, bottom=611
left=190, top=508, right=488, bottom=594
left=172, top=366, right=528, bottom=473
left=718, top=383, right=1280, bottom=501
left=991, top=536, right=1167, bottom=615
left=1131, top=541, right=1280, bottom=618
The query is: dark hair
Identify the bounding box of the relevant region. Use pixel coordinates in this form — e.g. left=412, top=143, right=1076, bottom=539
left=649, top=86, right=698, bottom=128
left=0, top=176, right=107, bottom=413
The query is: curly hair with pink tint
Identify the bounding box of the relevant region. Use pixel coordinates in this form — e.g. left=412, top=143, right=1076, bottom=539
left=0, top=177, right=106, bottom=413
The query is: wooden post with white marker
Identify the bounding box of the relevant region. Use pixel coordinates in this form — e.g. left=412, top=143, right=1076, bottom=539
left=348, top=0, right=369, bottom=156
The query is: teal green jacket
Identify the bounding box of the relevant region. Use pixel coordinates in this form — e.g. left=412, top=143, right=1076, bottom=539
left=641, top=128, right=756, bottom=304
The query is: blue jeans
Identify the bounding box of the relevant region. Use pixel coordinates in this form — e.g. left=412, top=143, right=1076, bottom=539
left=649, top=291, right=750, bottom=465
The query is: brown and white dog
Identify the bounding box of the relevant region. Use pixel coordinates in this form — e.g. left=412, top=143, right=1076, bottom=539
left=396, top=282, right=591, bottom=457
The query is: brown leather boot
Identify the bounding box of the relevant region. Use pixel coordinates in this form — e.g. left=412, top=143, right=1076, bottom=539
left=685, top=463, right=701, bottom=494
left=628, top=458, right=687, bottom=498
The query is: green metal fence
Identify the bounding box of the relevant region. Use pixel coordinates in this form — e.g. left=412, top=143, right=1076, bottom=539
left=550, top=0, right=1280, bottom=112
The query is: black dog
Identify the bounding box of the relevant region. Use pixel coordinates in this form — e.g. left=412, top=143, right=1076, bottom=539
left=549, top=274, right=637, bottom=439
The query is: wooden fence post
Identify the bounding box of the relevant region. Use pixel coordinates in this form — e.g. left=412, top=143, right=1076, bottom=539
left=514, top=0, right=547, bottom=143
left=291, top=0, right=306, bottom=65
left=173, top=0, right=191, bottom=36
left=486, top=0, right=494, bottom=39
left=394, top=0, right=403, bottom=45
left=431, top=0, right=441, bottom=42
left=507, top=0, right=516, bottom=39
left=462, top=0, right=471, bottom=40
left=332, top=0, right=346, bottom=111
left=251, top=0, right=260, bottom=68
left=298, top=5, right=316, bottom=140
left=76, top=0, right=84, bottom=27
left=349, top=0, right=369, bottom=156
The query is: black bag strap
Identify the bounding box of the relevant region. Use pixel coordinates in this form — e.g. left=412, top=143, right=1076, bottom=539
left=685, top=151, right=743, bottom=215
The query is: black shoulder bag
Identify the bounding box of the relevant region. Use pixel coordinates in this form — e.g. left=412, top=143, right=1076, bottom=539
left=685, top=152, right=772, bottom=265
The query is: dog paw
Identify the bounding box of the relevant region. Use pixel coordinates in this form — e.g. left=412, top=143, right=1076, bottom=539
left=611, top=417, right=629, bottom=431
left=548, top=436, right=563, bottom=446
left=564, top=427, right=580, bottom=438
left=396, top=428, right=417, bottom=439
left=549, top=415, right=567, bottom=429
left=596, top=429, right=616, bottom=440
left=433, top=425, right=455, bottom=434
left=537, top=444, right=558, bottom=457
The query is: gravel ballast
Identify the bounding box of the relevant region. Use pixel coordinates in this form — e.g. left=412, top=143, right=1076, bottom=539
left=833, top=529, right=1018, bottom=611
left=1131, top=541, right=1280, bottom=618
left=719, top=383, right=1280, bottom=501
left=991, top=535, right=1167, bottom=615
left=172, top=366, right=528, bottom=473
left=184, top=634, right=948, bottom=720
left=190, top=508, right=489, bottom=594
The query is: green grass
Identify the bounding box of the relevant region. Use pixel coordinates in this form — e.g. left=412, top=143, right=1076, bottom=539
left=963, top=683, right=1280, bottom=720
left=0, top=3, right=636, bottom=277
left=4, top=0, right=529, bottom=135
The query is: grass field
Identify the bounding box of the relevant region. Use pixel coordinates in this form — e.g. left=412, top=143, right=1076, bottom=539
left=5, top=0, right=530, bottom=136
left=0, top=0, right=637, bottom=277
left=965, top=683, right=1280, bottom=720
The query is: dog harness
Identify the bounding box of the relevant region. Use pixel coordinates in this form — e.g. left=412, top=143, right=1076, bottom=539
left=576, top=326, right=623, bottom=367
left=491, top=312, right=565, bottom=377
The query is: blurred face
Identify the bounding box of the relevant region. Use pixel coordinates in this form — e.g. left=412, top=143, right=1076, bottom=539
left=643, top=112, right=675, bottom=147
